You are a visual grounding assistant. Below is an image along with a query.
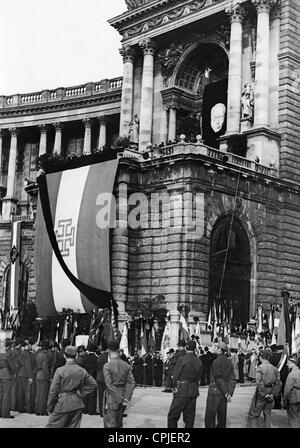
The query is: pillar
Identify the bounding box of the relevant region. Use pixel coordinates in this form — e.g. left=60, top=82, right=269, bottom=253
left=98, top=116, right=107, bottom=150
left=225, top=3, right=244, bottom=133
left=53, top=122, right=62, bottom=154
left=252, top=0, right=274, bottom=127
left=139, top=38, right=155, bottom=151
left=0, top=130, right=3, bottom=175
left=119, top=46, right=135, bottom=137
left=38, top=124, right=47, bottom=156
left=83, top=118, right=92, bottom=154
left=269, top=1, right=280, bottom=128
left=168, top=107, right=177, bottom=142
left=2, top=128, right=18, bottom=219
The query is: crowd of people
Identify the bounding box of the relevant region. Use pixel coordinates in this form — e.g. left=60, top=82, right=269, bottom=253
left=0, top=334, right=299, bottom=428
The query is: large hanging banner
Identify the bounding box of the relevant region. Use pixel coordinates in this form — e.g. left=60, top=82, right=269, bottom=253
left=35, top=159, right=119, bottom=318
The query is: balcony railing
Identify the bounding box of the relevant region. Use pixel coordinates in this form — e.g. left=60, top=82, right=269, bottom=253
left=0, top=77, right=123, bottom=109
left=119, top=140, right=278, bottom=177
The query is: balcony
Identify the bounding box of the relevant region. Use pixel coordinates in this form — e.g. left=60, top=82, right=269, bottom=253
left=118, top=138, right=278, bottom=178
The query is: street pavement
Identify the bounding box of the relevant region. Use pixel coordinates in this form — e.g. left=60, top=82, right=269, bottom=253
left=0, top=383, right=289, bottom=429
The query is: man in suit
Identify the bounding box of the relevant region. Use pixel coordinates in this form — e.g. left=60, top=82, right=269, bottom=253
left=103, top=340, right=135, bottom=428
left=46, top=345, right=97, bottom=428
left=167, top=339, right=202, bottom=428
left=82, top=343, right=98, bottom=415
left=35, top=341, right=51, bottom=416
left=154, top=352, right=163, bottom=387
left=200, top=346, right=213, bottom=386
left=204, top=341, right=236, bottom=428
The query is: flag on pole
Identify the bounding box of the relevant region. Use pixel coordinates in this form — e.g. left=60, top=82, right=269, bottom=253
left=207, top=307, right=212, bottom=331
left=257, top=305, right=263, bottom=334
left=292, top=310, right=300, bottom=355
left=88, top=309, right=104, bottom=346
left=277, top=304, right=286, bottom=347
left=62, top=316, right=69, bottom=340
left=70, top=319, right=78, bottom=345
left=140, top=321, right=147, bottom=357
left=36, top=323, right=42, bottom=345
left=179, top=313, right=190, bottom=341
left=271, top=330, right=277, bottom=346
left=149, top=325, right=156, bottom=353
left=195, top=319, right=202, bottom=347
left=55, top=322, right=59, bottom=344
left=119, top=321, right=129, bottom=357
left=269, top=306, right=273, bottom=333
left=161, top=313, right=171, bottom=361
left=110, top=301, right=119, bottom=341
left=273, top=307, right=281, bottom=334
left=213, top=302, right=218, bottom=341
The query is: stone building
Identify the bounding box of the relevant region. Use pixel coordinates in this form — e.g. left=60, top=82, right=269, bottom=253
left=0, top=0, right=300, bottom=346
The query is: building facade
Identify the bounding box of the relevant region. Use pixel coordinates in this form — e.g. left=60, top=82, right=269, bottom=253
left=0, top=0, right=300, bottom=346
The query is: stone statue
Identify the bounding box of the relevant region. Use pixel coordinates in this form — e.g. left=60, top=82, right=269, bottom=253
left=128, top=114, right=139, bottom=144
left=210, top=103, right=226, bottom=133
left=241, top=82, right=254, bottom=119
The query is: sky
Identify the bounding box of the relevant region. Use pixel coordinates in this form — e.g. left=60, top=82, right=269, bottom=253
left=0, top=0, right=126, bottom=95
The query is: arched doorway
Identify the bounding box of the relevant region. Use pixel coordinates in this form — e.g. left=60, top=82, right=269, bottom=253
left=174, top=42, right=228, bottom=147
left=209, top=216, right=251, bottom=327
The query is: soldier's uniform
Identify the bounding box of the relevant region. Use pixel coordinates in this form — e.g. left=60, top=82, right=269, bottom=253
left=17, top=344, right=34, bottom=413
left=0, top=342, right=14, bottom=418
left=167, top=340, right=202, bottom=428
left=35, top=346, right=51, bottom=415
left=283, top=359, right=300, bottom=428
left=96, top=351, right=108, bottom=418
left=103, top=354, right=135, bottom=428
left=46, top=346, right=97, bottom=428
left=204, top=343, right=236, bottom=428
left=82, top=347, right=98, bottom=415
left=248, top=352, right=281, bottom=428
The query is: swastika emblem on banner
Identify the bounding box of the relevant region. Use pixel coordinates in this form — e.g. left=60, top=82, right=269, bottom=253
left=55, top=219, right=75, bottom=257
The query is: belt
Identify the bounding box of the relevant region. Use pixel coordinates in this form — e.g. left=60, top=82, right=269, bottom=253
left=59, top=391, right=78, bottom=397
left=265, top=383, right=275, bottom=388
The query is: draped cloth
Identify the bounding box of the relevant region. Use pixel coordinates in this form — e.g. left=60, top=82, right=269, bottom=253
left=35, top=160, right=119, bottom=317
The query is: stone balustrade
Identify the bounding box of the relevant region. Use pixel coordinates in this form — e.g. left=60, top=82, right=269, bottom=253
left=0, top=76, right=123, bottom=109
left=119, top=140, right=278, bottom=178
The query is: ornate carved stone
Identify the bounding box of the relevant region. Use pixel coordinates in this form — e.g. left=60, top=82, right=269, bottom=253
left=225, top=2, right=245, bottom=22
left=38, top=124, right=47, bottom=133
left=125, top=0, right=151, bottom=10
left=8, top=127, right=18, bottom=137
left=53, top=122, right=62, bottom=131
left=139, top=37, right=156, bottom=55
left=214, top=23, right=231, bottom=48
left=251, top=0, right=275, bottom=13
left=83, top=118, right=92, bottom=128
left=157, top=42, right=189, bottom=85
left=119, top=46, right=135, bottom=63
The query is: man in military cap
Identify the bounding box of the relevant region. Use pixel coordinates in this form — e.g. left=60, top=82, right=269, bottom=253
left=35, top=341, right=51, bottom=416
left=103, top=340, right=135, bottom=428
left=82, top=343, right=98, bottom=415
left=167, top=339, right=202, bottom=428
left=17, top=341, right=34, bottom=413
left=0, top=338, right=14, bottom=418
left=248, top=349, right=282, bottom=428
left=163, top=349, right=175, bottom=392
left=46, top=345, right=97, bottom=428
left=204, top=341, right=236, bottom=428
left=269, top=344, right=288, bottom=409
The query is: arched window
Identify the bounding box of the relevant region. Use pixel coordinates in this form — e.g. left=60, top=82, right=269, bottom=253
left=209, top=216, right=251, bottom=326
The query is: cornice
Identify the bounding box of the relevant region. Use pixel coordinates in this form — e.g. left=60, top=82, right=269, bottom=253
left=114, top=0, right=249, bottom=46
left=0, top=90, right=122, bottom=119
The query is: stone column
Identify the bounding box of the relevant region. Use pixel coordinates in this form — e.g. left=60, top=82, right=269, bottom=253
left=168, top=107, right=177, bottom=142
left=38, top=124, right=47, bottom=156
left=83, top=118, right=92, bottom=154
left=0, top=130, right=3, bottom=175
left=225, top=3, right=244, bottom=133
left=53, top=122, right=62, bottom=154
left=269, top=1, right=280, bottom=128
left=2, top=128, right=18, bottom=219
left=139, top=38, right=156, bottom=151
left=252, top=0, right=274, bottom=127
left=98, top=116, right=107, bottom=150
left=119, top=46, right=135, bottom=138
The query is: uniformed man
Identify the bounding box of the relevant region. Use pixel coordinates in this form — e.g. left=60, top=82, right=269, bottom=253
left=35, top=341, right=51, bottom=416
left=248, top=349, right=282, bottom=428
left=82, top=343, right=98, bottom=415
left=96, top=349, right=109, bottom=418
left=17, top=341, right=34, bottom=413
left=269, top=344, right=289, bottom=409
left=167, top=339, right=202, bottom=428
left=0, top=338, right=14, bottom=418
left=163, top=349, right=176, bottom=392
left=153, top=352, right=163, bottom=387
left=10, top=338, right=22, bottom=412
left=103, top=340, right=135, bottom=428
left=204, top=341, right=236, bottom=428
left=46, top=345, right=97, bottom=428
left=283, top=356, right=300, bottom=428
